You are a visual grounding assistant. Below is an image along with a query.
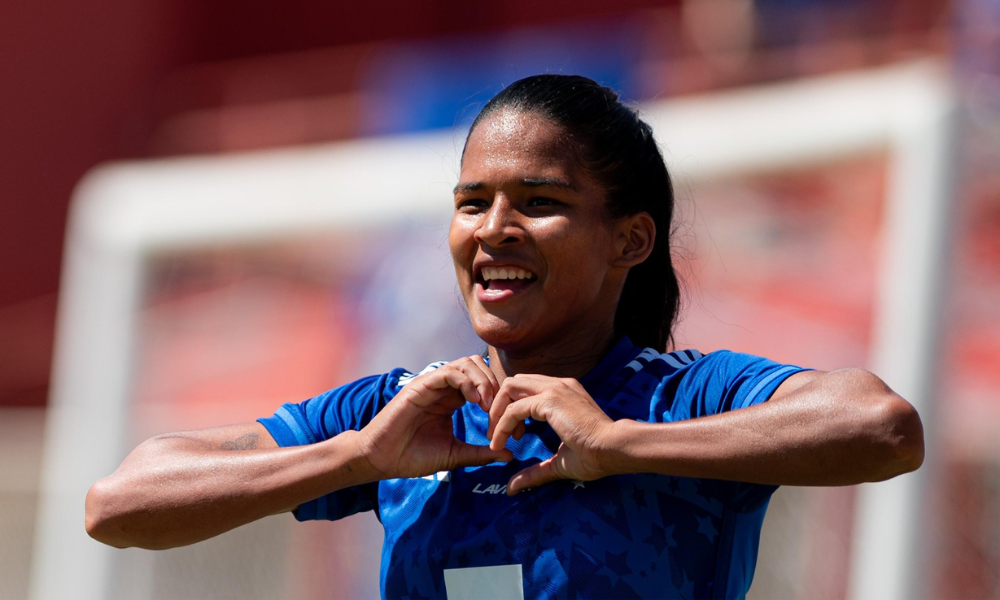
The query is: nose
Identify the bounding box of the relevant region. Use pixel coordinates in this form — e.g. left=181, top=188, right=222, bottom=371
left=474, top=196, right=523, bottom=248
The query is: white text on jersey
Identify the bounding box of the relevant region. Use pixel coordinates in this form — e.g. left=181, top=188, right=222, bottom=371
left=472, top=483, right=507, bottom=495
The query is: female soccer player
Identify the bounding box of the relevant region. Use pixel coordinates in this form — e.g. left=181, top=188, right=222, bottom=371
left=86, top=75, right=924, bottom=599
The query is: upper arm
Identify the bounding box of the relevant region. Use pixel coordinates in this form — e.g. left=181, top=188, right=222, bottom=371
left=767, top=369, right=825, bottom=403
left=130, top=422, right=290, bottom=515
left=143, top=421, right=279, bottom=454
left=758, top=367, right=924, bottom=477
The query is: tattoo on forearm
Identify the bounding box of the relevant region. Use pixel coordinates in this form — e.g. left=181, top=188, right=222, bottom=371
left=221, top=433, right=259, bottom=451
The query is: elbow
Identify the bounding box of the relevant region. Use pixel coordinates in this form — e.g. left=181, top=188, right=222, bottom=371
left=85, top=478, right=132, bottom=549
left=869, top=392, right=925, bottom=481
left=85, top=476, right=181, bottom=551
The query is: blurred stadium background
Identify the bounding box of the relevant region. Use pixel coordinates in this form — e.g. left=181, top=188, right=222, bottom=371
left=2, top=0, right=999, bottom=598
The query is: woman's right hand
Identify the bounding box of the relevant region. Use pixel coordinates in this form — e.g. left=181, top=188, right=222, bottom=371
left=357, top=355, right=512, bottom=480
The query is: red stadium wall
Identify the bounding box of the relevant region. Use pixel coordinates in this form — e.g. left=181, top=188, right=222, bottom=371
left=0, top=0, right=678, bottom=406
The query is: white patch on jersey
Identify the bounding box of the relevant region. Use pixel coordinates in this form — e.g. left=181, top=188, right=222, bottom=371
left=418, top=470, right=451, bottom=482
left=397, top=360, right=448, bottom=386
left=444, top=564, right=524, bottom=600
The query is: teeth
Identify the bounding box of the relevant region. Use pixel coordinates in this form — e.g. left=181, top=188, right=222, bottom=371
left=482, top=267, right=535, bottom=281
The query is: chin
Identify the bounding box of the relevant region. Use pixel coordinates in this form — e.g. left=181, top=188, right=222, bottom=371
left=470, top=314, right=537, bottom=351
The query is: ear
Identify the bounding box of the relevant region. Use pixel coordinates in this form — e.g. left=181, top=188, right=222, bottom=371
left=612, top=212, right=655, bottom=268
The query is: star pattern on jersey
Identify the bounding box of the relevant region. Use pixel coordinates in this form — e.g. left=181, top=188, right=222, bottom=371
left=577, top=518, right=599, bottom=540
left=404, top=587, right=431, bottom=600
left=696, top=515, right=719, bottom=542
left=679, top=573, right=696, bottom=597
left=597, top=549, right=633, bottom=586
left=579, top=489, right=632, bottom=541
left=642, top=523, right=677, bottom=555
left=277, top=343, right=798, bottom=599
left=479, top=540, right=497, bottom=557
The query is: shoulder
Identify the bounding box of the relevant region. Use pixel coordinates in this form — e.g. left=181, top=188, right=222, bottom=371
left=626, top=347, right=800, bottom=385
left=327, top=358, right=455, bottom=403
left=620, top=347, right=807, bottom=419
left=260, top=359, right=455, bottom=446
left=624, top=347, right=706, bottom=376
left=321, top=358, right=453, bottom=400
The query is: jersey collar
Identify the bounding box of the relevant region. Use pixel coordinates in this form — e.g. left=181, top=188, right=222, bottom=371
left=578, top=336, right=642, bottom=396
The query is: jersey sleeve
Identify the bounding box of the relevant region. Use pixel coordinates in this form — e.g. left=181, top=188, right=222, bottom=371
left=671, top=350, right=807, bottom=421
left=257, top=368, right=409, bottom=522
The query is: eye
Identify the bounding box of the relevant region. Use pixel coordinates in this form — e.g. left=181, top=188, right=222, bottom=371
left=456, top=197, right=489, bottom=211
left=527, top=197, right=561, bottom=207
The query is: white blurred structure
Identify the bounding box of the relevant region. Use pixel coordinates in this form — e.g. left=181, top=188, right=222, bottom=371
left=32, top=60, right=954, bottom=600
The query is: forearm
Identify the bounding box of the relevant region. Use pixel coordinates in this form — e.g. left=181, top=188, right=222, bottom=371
left=85, top=429, right=375, bottom=549
left=598, top=368, right=924, bottom=486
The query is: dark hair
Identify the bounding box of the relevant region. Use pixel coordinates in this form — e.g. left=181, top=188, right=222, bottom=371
left=464, top=74, right=681, bottom=351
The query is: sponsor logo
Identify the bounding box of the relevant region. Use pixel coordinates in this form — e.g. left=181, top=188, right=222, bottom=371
left=472, top=482, right=507, bottom=495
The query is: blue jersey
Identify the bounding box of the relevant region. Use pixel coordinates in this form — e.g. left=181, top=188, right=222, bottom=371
left=259, top=337, right=806, bottom=599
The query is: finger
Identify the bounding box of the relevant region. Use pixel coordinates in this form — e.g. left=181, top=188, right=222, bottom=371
left=487, top=386, right=511, bottom=441
left=450, top=441, right=513, bottom=469
left=488, top=374, right=546, bottom=437
left=457, top=356, right=499, bottom=410
left=436, top=363, right=487, bottom=406
left=491, top=396, right=545, bottom=451
left=468, top=354, right=498, bottom=410
left=495, top=373, right=557, bottom=397
left=506, top=457, right=562, bottom=495
left=487, top=384, right=526, bottom=444
left=489, top=374, right=575, bottom=438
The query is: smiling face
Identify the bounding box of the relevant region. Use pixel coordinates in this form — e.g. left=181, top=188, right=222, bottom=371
left=449, top=110, right=632, bottom=356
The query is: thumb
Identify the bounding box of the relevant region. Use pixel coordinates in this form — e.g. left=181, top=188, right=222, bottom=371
left=506, top=457, right=562, bottom=495
left=450, top=441, right=513, bottom=469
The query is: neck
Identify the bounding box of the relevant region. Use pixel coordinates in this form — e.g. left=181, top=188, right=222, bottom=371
left=487, top=320, right=618, bottom=383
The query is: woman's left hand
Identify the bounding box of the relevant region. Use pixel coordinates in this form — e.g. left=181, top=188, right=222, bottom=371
left=487, top=374, right=615, bottom=495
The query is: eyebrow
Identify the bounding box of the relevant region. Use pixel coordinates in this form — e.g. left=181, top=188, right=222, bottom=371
left=453, top=182, right=485, bottom=194
left=453, top=178, right=576, bottom=194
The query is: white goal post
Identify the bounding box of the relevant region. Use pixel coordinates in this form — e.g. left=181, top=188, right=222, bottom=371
left=32, top=60, right=954, bottom=600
